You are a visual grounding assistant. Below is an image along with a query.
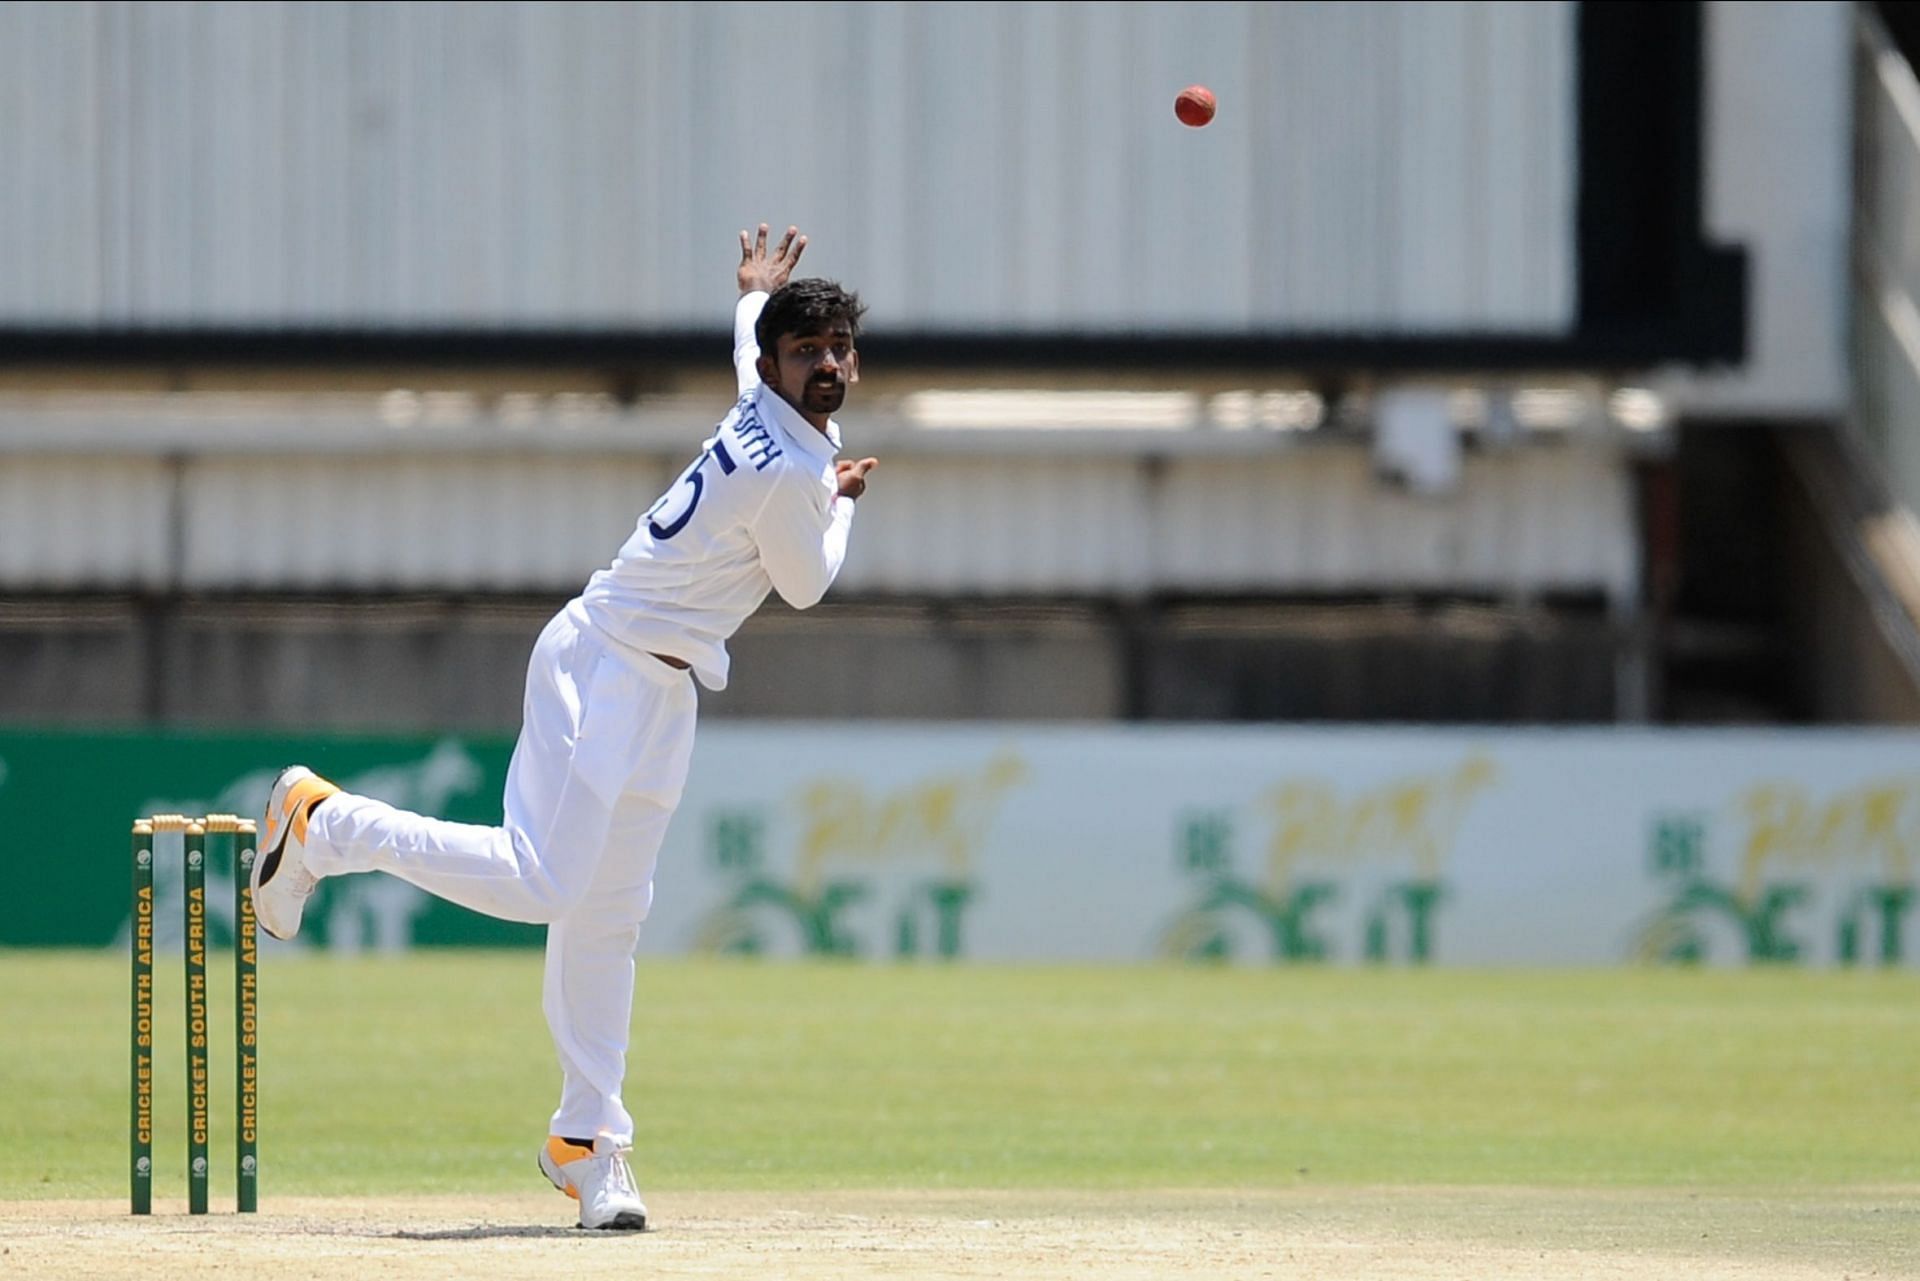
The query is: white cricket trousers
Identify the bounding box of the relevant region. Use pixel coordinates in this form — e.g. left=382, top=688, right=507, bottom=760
left=301, top=600, right=698, bottom=1147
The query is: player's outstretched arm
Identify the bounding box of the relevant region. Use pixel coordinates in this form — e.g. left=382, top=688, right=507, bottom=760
left=734, top=223, right=807, bottom=395
left=754, top=468, right=855, bottom=610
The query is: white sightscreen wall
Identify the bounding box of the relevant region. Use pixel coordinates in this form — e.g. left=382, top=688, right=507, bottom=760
left=0, top=0, right=1576, bottom=334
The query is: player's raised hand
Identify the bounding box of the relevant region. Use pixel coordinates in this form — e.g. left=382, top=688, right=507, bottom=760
left=835, top=457, right=878, bottom=501
left=738, top=223, right=807, bottom=296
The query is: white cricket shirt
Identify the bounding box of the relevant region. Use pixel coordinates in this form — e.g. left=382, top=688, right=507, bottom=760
left=576, top=291, right=855, bottom=691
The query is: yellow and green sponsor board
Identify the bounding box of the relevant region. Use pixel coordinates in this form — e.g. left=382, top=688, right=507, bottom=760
left=4, top=726, right=1917, bottom=965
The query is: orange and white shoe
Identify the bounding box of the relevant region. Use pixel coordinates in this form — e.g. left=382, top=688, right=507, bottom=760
left=252, top=765, right=341, bottom=941
left=539, top=1135, right=649, bottom=1230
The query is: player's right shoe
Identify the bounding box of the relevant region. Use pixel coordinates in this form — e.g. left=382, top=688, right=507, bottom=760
left=252, top=765, right=341, bottom=941
left=539, top=1135, right=649, bottom=1231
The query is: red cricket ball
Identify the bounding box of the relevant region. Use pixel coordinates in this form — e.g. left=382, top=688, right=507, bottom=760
left=1175, top=85, right=1216, bottom=128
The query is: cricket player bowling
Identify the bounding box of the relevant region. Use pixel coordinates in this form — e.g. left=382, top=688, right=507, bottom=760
left=248, top=225, right=875, bottom=1229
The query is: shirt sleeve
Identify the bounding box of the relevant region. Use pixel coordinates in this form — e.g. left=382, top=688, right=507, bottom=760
left=734, top=292, right=769, bottom=398
left=751, top=467, right=855, bottom=610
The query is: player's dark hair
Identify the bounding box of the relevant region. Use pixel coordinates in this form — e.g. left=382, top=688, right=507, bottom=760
left=756, top=278, right=866, bottom=350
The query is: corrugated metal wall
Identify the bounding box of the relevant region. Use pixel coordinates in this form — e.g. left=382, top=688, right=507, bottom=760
left=0, top=0, right=1576, bottom=334
left=0, top=434, right=1636, bottom=600
left=185, top=454, right=671, bottom=589
left=844, top=448, right=1633, bottom=598
left=0, top=456, right=172, bottom=586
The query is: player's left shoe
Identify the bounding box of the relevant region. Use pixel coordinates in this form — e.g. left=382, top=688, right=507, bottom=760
left=252, top=765, right=341, bottom=941
left=539, top=1135, right=649, bottom=1230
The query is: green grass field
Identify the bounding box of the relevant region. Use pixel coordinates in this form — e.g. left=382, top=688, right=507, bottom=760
left=5, top=951, right=1917, bottom=1200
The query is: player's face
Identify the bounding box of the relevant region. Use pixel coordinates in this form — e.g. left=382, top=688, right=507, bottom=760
left=766, top=324, right=859, bottom=419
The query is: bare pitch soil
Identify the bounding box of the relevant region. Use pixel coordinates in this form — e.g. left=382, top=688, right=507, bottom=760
left=3, top=1188, right=1915, bottom=1281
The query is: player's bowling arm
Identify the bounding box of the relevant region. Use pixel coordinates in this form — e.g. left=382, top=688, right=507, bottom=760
left=734, top=292, right=768, bottom=397
left=734, top=224, right=807, bottom=396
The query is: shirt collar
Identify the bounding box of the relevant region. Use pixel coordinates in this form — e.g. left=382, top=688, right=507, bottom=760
left=754, top=383, right=842, bottom=460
